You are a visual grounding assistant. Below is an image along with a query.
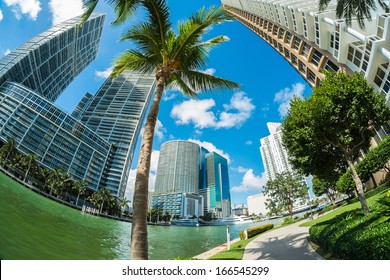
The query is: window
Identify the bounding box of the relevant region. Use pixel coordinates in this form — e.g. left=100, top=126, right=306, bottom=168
left=347, top=42, right=364, bottom=68
left=293, top=37, right=301, bottom=50
left=310, top=49, right=322, bottom=66
left=324, top=59, right=339, bottom=72
left=300, top=42, right=311, bottom=57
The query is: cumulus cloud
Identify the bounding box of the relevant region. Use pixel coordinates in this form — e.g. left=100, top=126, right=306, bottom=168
left=188, top=139, right=231, bottom=164
left=4, top=49, right=11, bottom=56
left=124, top=150, right=160, bottom=203
left=231, top=166, right=249, bottom=173
left=4, top=0, right=41, bottom=20
left=171, top=92, right=255, bottom=129
left=0, top=9, right=3, bottom=21
left=230, top=169, right=267, bottom=193
left=274, top=82, right=305, bottom=117
left=49, top=0, right=83, bottom=25
left=95, top=66, right=113, bottom=79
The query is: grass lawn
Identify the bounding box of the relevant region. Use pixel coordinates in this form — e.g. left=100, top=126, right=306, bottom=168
left=301, top=182, right=390, bottom=227
left=207, top=236, right=257, bottom=260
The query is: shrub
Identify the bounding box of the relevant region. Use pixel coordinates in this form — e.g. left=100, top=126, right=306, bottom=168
left=309, top=209, right=390, bottom=259
left=239, top=224, right=274, bottom=240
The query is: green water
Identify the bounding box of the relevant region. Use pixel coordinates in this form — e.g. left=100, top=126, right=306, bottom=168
left=0, top=172, right=278, bottom=260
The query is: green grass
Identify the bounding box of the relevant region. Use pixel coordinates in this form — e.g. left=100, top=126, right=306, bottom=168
left=301, top=182, right=390, bottom=227
left=207, top=236, right=257, bottom=260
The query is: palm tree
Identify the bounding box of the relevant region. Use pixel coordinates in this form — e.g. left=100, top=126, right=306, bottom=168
left=46, top=169, right=73, bottom=197
left=110, top=0, right=239, bottom=259
left=0, top=138, right=17, bottom=166
left=81, top=0, right=142, bottom=25
left=72, top=179, right=88, bottom=206
left=21, top=153, right=39, bottom=182
left=90, top=187, right=112, bottom=213
left=319, top=0, right=389, bottom=29
left=118, top=197, right=130, bottom=216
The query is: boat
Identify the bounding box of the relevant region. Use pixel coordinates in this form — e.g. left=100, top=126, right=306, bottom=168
left=205, top=216, right=255, bottom=226
left=170, top=218, right=200, bottom=227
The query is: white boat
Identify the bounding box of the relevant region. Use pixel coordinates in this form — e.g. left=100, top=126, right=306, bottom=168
left=205, top=216, right=255, bottom=226
left=170, top=218, right=200, bottom=227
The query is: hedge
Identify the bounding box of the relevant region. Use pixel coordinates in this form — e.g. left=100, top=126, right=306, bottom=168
left=239, top=224, right=274, bottom=240
left=309, top=198, right=390, bottom=259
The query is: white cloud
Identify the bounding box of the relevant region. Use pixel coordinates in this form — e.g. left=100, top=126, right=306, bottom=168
left=245, top=140, right=253, bottom=145
left=0, top=9, right=3, bottom=21
left=199, top=68, right=216, bottom=76
left=231, top=169, right=267, bottom=193
left=231, top=166, right=249, bottom=173
left=125, top=150, right=160, bottom=204
left=95, top=66, right=113, bottom=79
left=163, top=90, right=178, bottom=101
left=49, top=0, right=83, bottom=25
left=4, top=0, right=41, bottom=20
left=4, top=49, right=11, bottom=56
left=188, top=139, right=231, bottom=164
left=274, top=83, right=305, bottom=117
left=171, top=92, right=255, bottom=129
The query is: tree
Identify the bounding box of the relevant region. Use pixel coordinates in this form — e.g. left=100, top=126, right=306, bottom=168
left=0, top=138, right=18, bottom=166
left=46, top=169, right=73, bottom=196
left=282, top=72, right=390, bottom=215
left=90, top=187, right=112, bottom=213
left=319, top=0, right=389, bottom=29
left=72, top=179, right=88, bottom=206
left=117, top=197, right=130, bottom=216
left=110, top=0, right=239, bottom=260
left=21, top=153, right=39, bottom=182
left=264, top=171, right=308, bottom=219
left=312, top=176, right=337, bottom=206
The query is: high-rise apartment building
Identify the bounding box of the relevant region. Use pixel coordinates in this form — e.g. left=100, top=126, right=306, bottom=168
left=152, top=140, right=231, bottom=218
left=0, top=13, right=104, bottom=102
left=260, top=122, right=293, bottom=181
left=76, top=71, right=156, bottom=197
left=0, top=14, right=156, bottom=198
left=221, top=0, right=390, bottom=139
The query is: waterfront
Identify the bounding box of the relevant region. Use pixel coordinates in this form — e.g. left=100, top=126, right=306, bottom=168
left=0, top=172, right=282, bottom=260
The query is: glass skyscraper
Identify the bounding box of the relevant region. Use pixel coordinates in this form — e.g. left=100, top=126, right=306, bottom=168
left=152, top=140, right=231, bottom=218
left=0, top=14, right=156, bottom=198
left=0, top=13, right=105, bottom=102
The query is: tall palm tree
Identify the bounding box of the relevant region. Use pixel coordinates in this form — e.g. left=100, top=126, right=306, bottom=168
left=319, top=0, right=389, bottom=29
left=72, top=179, right=88, bottom=206
left=90, top=187, right=112, bottom=213
left=21, top=153, right=39, bottom=182
left=111, top=0, right=239, bottom=259
left=81, top=0, right=142, bottom=25
left=118, top=197, right=130, bottom=216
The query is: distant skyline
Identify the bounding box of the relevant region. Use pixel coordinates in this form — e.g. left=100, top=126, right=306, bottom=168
left=0, top=0, right=311, bottom=205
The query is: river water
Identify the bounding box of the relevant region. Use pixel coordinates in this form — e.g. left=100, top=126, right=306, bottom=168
left=0, top=172, right=283, bottom=260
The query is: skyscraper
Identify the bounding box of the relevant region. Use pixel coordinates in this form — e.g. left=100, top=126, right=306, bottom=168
left=221, top=0, right=390, bottom=139
left=77, top=71, right=156, bottom=197
left=0, top=13, right=104, bottom=102
left=0, top=14, right=156, bottom=199
left=260, top=122, right=293, bottom=181
left=152, top=140, right=231, bottom=218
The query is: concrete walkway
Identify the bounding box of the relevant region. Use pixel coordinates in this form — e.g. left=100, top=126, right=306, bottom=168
left=194, top=238, right=240, bottom=259
left=243, top=220, right=323, bottom=260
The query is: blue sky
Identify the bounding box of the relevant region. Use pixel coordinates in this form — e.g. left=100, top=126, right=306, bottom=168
left=0, top=0, right=311, bottom=205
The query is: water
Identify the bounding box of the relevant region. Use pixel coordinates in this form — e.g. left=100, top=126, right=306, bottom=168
left=0, top=172, right=282, bottom=260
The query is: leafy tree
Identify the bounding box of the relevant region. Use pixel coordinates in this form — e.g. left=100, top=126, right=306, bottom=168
left=336, top=170, right=356, bottom=198
left=264, top=171, right=308, bottom=218
left=21, top=153, right=40, bottom=182
left=282, top=72, right=390, bottom=215
left=109, top=0, right=239, bottom=260
left=319, top=0, right=389, bottom=29
left=312, top=176, right=337, bottom=206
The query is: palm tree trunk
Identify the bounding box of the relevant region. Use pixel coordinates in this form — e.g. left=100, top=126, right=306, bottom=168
left=24, top=164, right=31, bottom=182
left=100, top=200, right=104, bottom=214
left=131, top=76, right=165, bottom=260
left=347, top=158, right=370, bottom=215
left=76, top=192, right=80, bottom=206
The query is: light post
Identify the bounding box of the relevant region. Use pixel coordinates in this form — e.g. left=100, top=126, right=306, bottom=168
left=226, top=225, right=231, bottom=251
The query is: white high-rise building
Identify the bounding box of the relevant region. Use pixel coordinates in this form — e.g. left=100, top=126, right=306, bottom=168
left=260, top=122, right=293, bottom=181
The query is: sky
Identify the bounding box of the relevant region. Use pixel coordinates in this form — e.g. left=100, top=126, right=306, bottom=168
left=0, top=0, right=312, bottom=206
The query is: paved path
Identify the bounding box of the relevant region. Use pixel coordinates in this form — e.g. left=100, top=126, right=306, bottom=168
left=243, top=220, right=323, bottom=260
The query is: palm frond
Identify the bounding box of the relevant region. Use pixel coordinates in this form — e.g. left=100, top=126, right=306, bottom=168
left=141, top=0, right=171, bottom=50
left=172, top=6, right=230, bottom=62
left=80, top=0, right=99, bottom=26
left=120, top=22, right=163, bottom=54
left=167, top=73, right=198, bottom=98
left=112, top=50, right=157, bottom=79
left=318, top=0, right=332, bottom=11
left=109, top=0, right=141, bottom=25
left=171, top=70, right=240, bottom=96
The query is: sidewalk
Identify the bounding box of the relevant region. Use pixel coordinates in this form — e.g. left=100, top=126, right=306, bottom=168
left=193, top=238, right=240, bottom=260
left=243, top=220, right=323, bottom=260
